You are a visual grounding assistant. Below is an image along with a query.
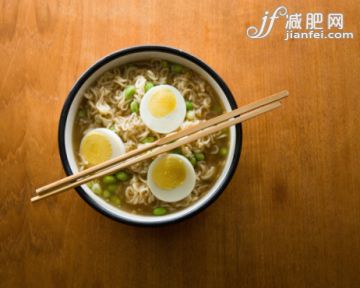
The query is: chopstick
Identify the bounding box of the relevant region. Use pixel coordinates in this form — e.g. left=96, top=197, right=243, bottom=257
left=31, top=99, right=284, bottom=203
left=35, top=90, right=288, bottom=198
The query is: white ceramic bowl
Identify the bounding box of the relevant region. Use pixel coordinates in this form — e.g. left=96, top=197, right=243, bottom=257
left=58, top=46, right=242, bottom=226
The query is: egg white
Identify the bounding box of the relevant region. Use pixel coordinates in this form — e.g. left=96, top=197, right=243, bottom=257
left=140, top=84, right=186, bottom=134
left=80, top=128, right=125, bottom=162
left=147, top=154, right=196, bottom=202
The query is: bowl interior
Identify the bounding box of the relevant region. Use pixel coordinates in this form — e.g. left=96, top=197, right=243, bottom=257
left=62, top=50, right=238, bottom=225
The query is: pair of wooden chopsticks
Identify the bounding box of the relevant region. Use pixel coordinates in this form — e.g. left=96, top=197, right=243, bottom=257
left=31, top=90, right=288, bottom=202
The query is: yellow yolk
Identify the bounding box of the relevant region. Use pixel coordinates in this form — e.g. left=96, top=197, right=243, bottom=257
left=80, top=132, right=112, bottom=165
left=148, top=89, right=177, bottom=117
left=152, top=156, right=186, bottom=190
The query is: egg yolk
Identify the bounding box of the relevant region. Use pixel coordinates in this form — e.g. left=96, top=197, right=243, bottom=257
left=80, top=132, right=112, bottom=166
left=152, top=156, right=186, bottom=190
left=148, top=89, right=176, bottom=117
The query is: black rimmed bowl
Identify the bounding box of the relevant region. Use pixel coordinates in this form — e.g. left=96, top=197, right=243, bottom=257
left=58, top=46, right=242, bottom=226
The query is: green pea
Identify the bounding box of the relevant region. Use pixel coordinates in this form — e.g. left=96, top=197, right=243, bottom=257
left=153, top=207, right=167, bottom=216
left=219, top=147, right=228, bottom=157
left=141, top=136, right=155, bottom=144
left=172, top=147, right=182, bottom=154
left=144, top=81, right=154, bottom=92
left=110, top=195, right=121, bottom=206
left=124, top=85, right=136, bottom=100
left=188, top=156, right=197, bottom=166
left=78, top=108, right=85, bottom=118
left=107, top=183, right=118, bottom=193
left=171, top=64, right=182, bottom=73
left=194, top=152, right=205, bottom=161
left=160, top=60, right=168, bottom=68
left=185, top=101, right=194, bottom=111
left=116, top=171, right=130, bottom=182
left=103, top=189, right=111, bottom=199
left=102, top=175, right=117, bottom=184
left=130, top=101, right=139, bottom=113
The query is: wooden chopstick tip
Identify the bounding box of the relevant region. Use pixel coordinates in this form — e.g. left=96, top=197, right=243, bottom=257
left=280, top=90, right=289, bottom=98
left=31, top=195, right=40, bottom=203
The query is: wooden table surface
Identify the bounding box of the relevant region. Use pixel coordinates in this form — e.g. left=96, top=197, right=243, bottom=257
left=1, top=1, right=359, bottom=287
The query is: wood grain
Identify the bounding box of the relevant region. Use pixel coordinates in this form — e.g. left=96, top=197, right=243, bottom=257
left=1, top=0, right=359, bottom=287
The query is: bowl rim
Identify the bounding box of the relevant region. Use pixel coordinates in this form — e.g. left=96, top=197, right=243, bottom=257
left=58, top=45, right=242, bottom=226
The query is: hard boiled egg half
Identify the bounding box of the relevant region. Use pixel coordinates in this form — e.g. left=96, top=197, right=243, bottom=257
left=80, top=128, right=125, bottom=166
left=147, top=154, right=196, bottom=202
left=140, top=84, right=186, bottom=134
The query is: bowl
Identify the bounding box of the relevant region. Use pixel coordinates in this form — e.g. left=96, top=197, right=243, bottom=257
left=58, top=45, right=242, bottom=226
